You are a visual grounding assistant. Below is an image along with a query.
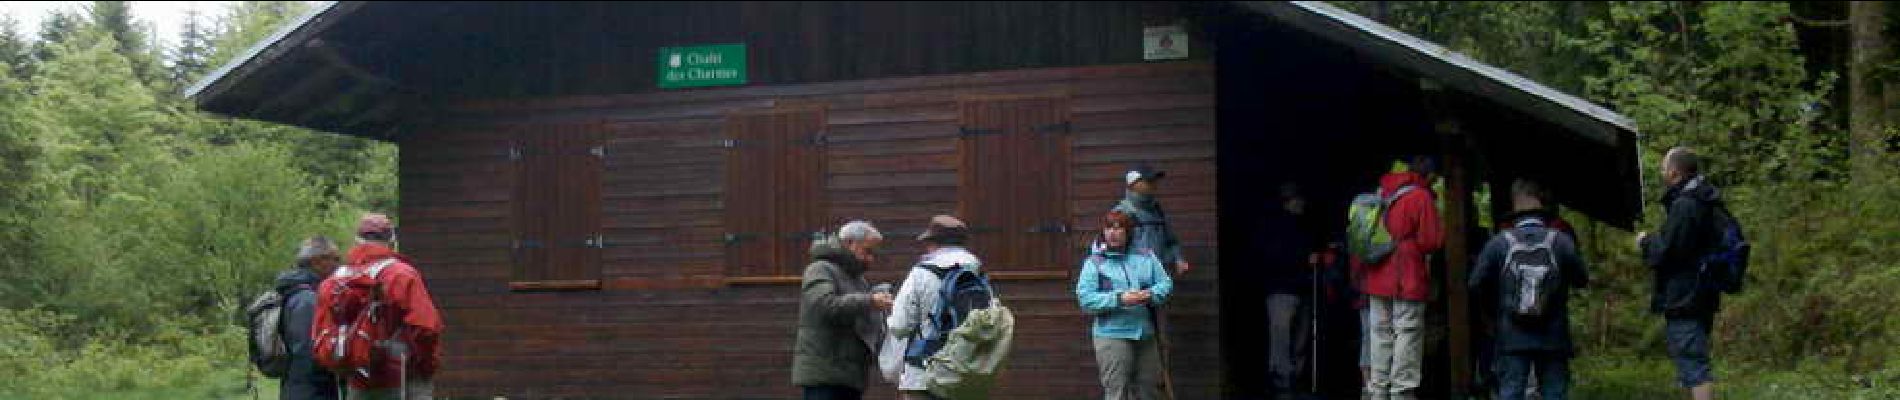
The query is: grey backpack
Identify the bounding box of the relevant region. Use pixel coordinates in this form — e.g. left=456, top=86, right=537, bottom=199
left=1500, top=231, right=1561, bottom=322
left=243, top=284, right=305, bottom=378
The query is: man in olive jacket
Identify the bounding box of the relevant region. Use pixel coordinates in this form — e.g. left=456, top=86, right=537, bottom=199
left=794, top=221, right=894, bottom=400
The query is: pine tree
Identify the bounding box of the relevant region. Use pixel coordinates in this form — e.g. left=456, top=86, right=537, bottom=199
left=85, top=1, right=163, bottom=88
left=0, top=16, right=32, bottom=80
left=32, top=11, right=82, bottom=65
left=170, top=8, right=214, bottom=91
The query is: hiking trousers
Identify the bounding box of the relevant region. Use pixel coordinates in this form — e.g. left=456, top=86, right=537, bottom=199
left=1267, top=293, right=1309, bottom=392
left=1093, top=336, right=1164, bottom=400
left=1366, top=296, right=1424, bottom=397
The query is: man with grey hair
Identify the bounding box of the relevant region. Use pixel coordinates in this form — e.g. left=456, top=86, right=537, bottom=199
left=1636, top=147, right=1723, bottom=400
left=794, top=220, right=894, bottom=399
left=279, top=236, right=342, bottom=400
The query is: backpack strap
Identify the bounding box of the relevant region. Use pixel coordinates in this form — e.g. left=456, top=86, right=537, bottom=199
left=1383, top=184, right=1418, bottom=206
left=366, top=258, right=398, bottom=279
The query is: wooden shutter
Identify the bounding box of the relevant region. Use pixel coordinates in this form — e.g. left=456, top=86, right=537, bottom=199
left=725, top=107, right=827, bottom=278
left=550, top=122, right=605, bottom=283
left=774, top=108, right=828, bottom=275
left=513, top=126, right=556, bottom=282
left=958, top=95, right=1072, bottom=272
left=510, top=122, right=604, bottom=289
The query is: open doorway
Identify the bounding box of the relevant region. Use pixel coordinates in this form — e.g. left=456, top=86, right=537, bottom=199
left=1212, top=14, right=1440, bottom=399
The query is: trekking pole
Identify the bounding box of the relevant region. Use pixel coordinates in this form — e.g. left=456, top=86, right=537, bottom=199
left=400, top=345, right=409, bottom=400
left=1149, top=303, right=1177, bottom=400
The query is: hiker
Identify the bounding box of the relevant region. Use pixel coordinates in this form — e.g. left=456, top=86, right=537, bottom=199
left=1077, top=210, right=1175, bottom=400
left=1485, top=180, right=1577, bottom=399
left=281, top=236, right=343, bottom=400
left=1359, top=156, right=1444, bottom=400
left=1257, top=182, right=1319, bottom=399
left=313, top=213, right=443, bottom=400
left=794, top=221, right=894, bottom=400
left=1636, top=147, right=1723, bottom=400
left=1469, top=179, right=1591, bottom=400
left=886, top=215, right=982, bottom=400
left=1110, top=164, right=1191, bottom=276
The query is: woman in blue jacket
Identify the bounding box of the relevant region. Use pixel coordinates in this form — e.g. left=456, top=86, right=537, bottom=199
left=1077, top=210, right=1175, bottom=400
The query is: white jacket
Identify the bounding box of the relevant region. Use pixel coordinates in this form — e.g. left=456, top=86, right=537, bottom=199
left=884, top=246, right=981, bottom=391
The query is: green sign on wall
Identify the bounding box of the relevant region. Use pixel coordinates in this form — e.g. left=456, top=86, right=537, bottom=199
left=658, top=43, right=747, bottom=89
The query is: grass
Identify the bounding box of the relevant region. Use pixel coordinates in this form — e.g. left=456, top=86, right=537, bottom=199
left=1572, top=353, right=1900, bottom=399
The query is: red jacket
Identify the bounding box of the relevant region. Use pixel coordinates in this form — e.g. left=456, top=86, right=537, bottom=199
left=1359, top=172, right=1444, bottom=302
left=315, top=243, right=443, bottom=389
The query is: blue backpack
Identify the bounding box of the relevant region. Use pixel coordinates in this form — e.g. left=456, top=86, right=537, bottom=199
left=1699, top=205, right=1750, bottom=294
left=904, top=265, right=994, bottom=367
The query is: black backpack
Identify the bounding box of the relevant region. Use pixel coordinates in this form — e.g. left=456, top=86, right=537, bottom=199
left=1500, top=230, right=1562, bottom=323
left=904, top=265, right=995, bottom=367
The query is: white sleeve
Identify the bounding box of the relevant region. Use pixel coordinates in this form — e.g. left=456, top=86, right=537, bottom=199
left=885, top=268, right=926, bottom=336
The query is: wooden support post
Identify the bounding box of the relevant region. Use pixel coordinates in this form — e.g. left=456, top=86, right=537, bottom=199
left=1438, top=119, right=1474, bottom=398
left=1419, top=77, right=1475, bottom=397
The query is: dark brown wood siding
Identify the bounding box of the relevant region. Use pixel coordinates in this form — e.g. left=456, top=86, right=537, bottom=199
left=293, top=1, right=1212, bottom=104
left=403, top=61, right=1217, bottom=398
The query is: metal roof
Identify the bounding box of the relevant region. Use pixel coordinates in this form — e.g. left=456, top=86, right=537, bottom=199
left=184, top=1, right=352, bottom=101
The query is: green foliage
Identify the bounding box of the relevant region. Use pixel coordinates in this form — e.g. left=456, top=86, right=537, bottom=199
left=0, top=308, right=254, bottom=400
left=31, top=10, right=82, bottom=65
left=0, top=16, right=33, bottom=79
left=0, top=2, right=394, bottom=397
left=84, top=1, right=164, bottom=89
left=1341, top=0, right=1897, bottom=388
left=207, top=1, right=312, bottom=69
left=169, top=8, right=214, bottom=90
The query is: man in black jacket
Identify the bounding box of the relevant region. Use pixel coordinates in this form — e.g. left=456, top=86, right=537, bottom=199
left=1636, top=147, right=1721, bottom=400
left=281, top=236, right=342, bottom=400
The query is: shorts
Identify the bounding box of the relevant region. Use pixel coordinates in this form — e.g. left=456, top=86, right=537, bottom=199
left=1664, top=316, right=1715, bottom=388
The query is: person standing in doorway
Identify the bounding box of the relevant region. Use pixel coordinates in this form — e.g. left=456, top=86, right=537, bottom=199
left=1361, top=156, right=1444, bottom=400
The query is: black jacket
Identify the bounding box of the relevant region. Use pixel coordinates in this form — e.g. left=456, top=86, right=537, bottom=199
left=1256, top=208, right=1317, bottom=296
left=1469, top=215, right=1590, bottom=355
left=275, top=268, right=340, bottom=400
left=1641, top=176, right=1722, bottom=317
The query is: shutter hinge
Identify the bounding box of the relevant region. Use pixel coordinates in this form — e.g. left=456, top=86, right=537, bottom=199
left=724, top=232, right=761, bottom=245
left=959, top=126, right=1004, bottom=136
left=721, top=139, right=739, bottom=148
left=582, top=234, right=606, bottom=249
left=589, top=145, right=605, bottom=158
left=1027, top=222, right=1072, bottom=234
left=508, top=147, right=522, bottom=161
left=780, top=230, right=826, bottom=240
left=1032, top=121, right=1073, bottom=134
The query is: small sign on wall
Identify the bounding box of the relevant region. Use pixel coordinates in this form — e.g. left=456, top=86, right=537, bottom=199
left=1144, top=24, right=1189, bottom=61
left=658, top=43, right=748, bottom=89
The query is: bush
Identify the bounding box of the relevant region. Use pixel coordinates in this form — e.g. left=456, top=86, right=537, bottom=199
left=0, top=309, right=254, bottom=399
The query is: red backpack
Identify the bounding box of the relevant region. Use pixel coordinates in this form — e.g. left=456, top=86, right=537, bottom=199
left=314, top=258, right=399, bottom=378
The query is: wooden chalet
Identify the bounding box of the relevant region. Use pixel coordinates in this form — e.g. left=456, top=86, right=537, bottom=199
left=188, top=2, right=1642, bottom=398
